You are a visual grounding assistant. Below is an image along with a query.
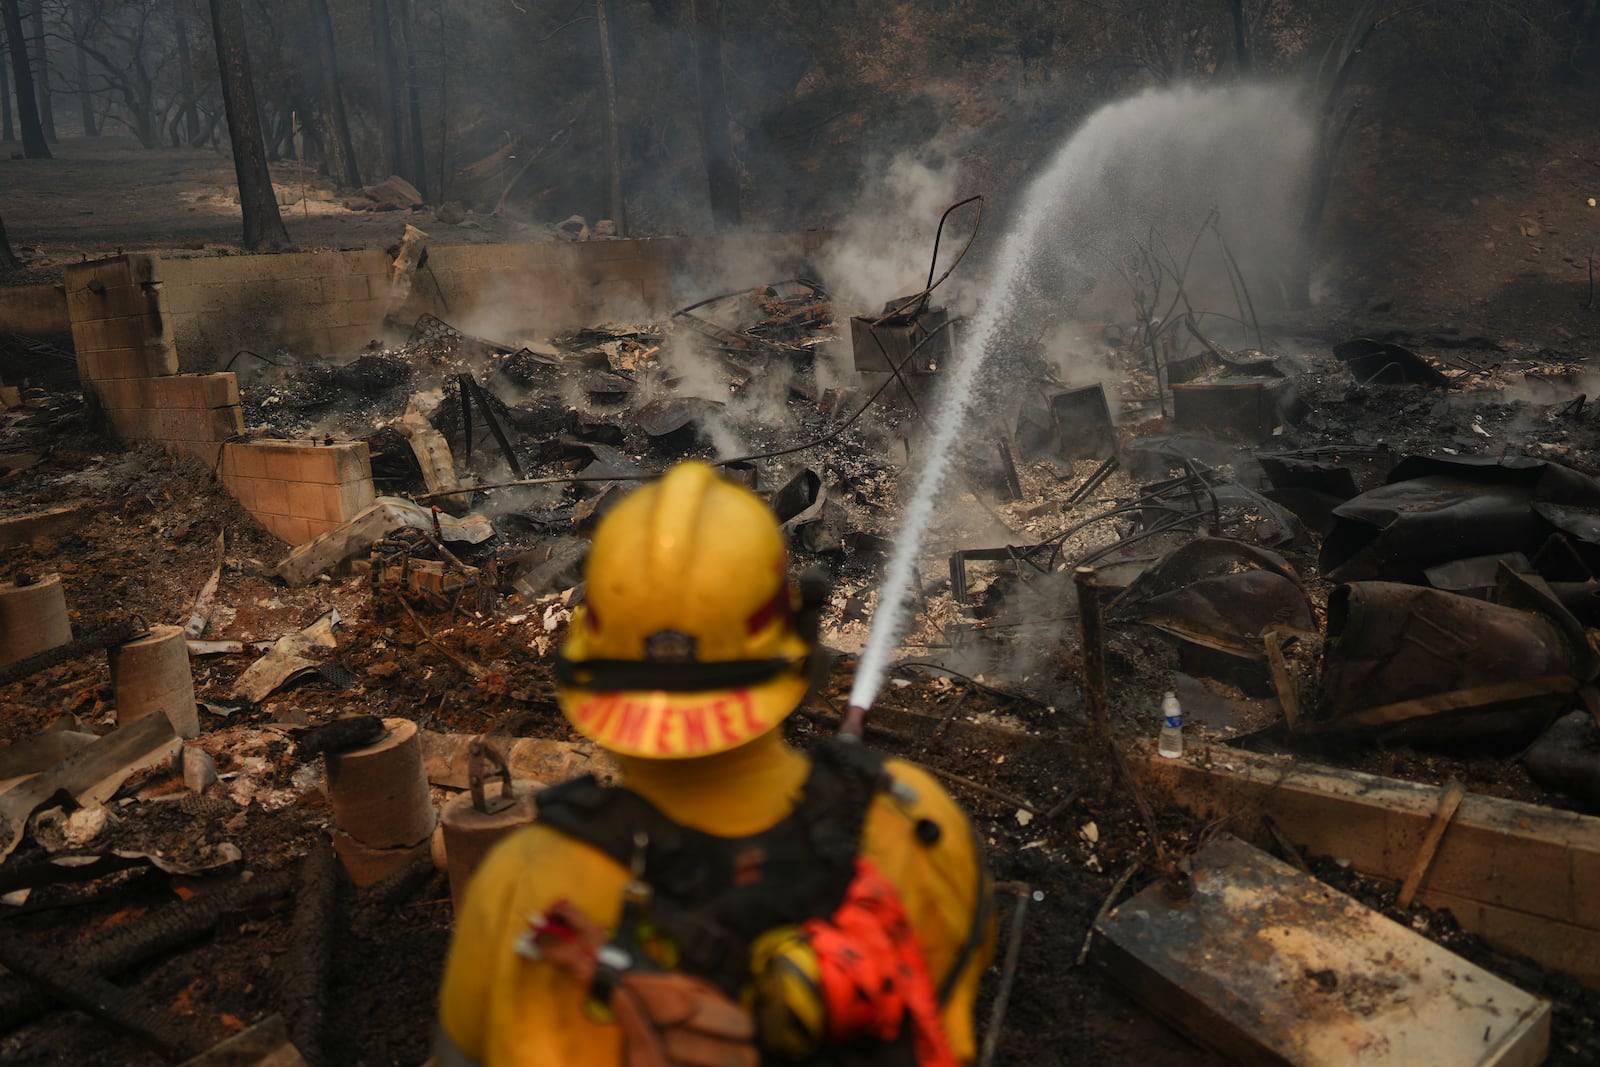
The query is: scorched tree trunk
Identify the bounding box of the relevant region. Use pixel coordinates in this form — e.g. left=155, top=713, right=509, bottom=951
left=688, top=0, right=739, bottom=228
left=0, top=210, right=22, bottom=271
left=309, top=0, right=360, bottom=188
left=26, top=0, right=51, bottom=141
left=1, top=0, right=48, bottom=157
left=208, top=0, right=289, bottom=250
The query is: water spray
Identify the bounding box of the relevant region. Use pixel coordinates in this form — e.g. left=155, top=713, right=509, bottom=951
left=844, top=85, right=1315, bottom=727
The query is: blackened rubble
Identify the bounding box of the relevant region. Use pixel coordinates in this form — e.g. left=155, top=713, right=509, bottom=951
left=5, top=281, right=1600, bottom=1065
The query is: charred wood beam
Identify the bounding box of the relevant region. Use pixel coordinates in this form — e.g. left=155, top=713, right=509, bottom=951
left=0, top=871, right=293, bottom=1035
left=0, top=617, right=142, bottom=687
left=1074, top=567, right=1109, bottom=741
left=355, top=841, right=437, bottom=922
left=461, top=374, right=523, bottom=479
left=282, top=842, right=340, bottom=1067
left=0, top=926, right=208, bottom=1060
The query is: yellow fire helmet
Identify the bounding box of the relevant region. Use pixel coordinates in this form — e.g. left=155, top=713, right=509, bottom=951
left=555, top=460, right=813, bottom=759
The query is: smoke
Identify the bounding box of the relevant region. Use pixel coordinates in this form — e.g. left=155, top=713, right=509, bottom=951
left=850, top=82, right=1319, bottom=705
left=817, top=143, right=972, bottom=319
left=1027, top=82, right=1317, bottom=339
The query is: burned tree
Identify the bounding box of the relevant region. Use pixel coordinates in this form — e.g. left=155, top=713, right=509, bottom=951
left=395, top=0, right=428, bottom=201
left=1, top=0, right=48, bottom=157
left=208, top=0, right=289, bottom=250
left=25, top=0, right=51, bottom=141
left=0, top=37, right=13, bottom=141
left=596, top=0, right=625, bottom=234
left=0, top=210, right=20, bottom=271
left=309, top=0, right=360, bottom=188
left=368, top=0, right=406, bottom=182
left=688, top=0, right=739, bottom=228
left=171, top=0, right=200, bottom=145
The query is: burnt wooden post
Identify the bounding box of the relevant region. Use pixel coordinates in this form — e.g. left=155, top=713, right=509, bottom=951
left=1074, top=565, right=1109, bottom=741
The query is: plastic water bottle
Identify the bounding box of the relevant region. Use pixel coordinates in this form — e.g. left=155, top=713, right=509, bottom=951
left=1158, top=691, right=1183, bottom=758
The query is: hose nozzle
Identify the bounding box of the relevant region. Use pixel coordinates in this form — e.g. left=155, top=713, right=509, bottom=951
left=839, top=703, right=869, bottom=739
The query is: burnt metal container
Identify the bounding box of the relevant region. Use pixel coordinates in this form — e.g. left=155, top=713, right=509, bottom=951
left=850, top=301, right=951, bottom=375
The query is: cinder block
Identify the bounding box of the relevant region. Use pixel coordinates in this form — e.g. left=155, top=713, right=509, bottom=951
left=148, top=343, right=180, bottom=377
left=325, top=273, right=376, bottom=305
left=248, top=443, right=298, bottom=481
left=71, top=324, right=177, bottom=376
left=273, top=515, right=316, bottom=546
left=319, top=296, right=380, bottom=331
left=66, top=281, right=161, bottom=323
left=63, top=256, right=135, bottom=294
left=331, top=442, right=373, bottom=486
left=326, top=479, right=375, bottom=522
left=227, top=443, right=267, bottom=480
left=148, top=375, right=206, bottom=410
left=324, top=323, right=384, bottom=354
left=1574, top=848, right=1600, bottom=929
left=199, top=373, right=241, bottom=408
left=255, top=478, right=290, bottom=517
left=106, top=407, right=154, bottom=441
left=292, top=447, right=339, bottom=485
left=223, top=473, right=256, bottom=509
left=579, top=240, right=640, bottom=264
left=148, top=408, right=182, bottom=441
left=79, top=315, right=158, bottom=355
left=79, top=349, right=136, bottom=382
left=172, top=439, right=222, bottom=469
left=91, top=377, right=142, bottom=412
left=287, top=480, right=331, bottom=522
left=198, top=405, right=245, bottom=442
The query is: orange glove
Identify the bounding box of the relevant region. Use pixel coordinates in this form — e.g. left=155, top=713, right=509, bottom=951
left=526, top=901, right=758, bottom=1067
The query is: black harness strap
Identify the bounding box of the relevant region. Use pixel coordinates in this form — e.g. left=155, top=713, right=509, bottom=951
left=533, top=740, right=887, bottom=997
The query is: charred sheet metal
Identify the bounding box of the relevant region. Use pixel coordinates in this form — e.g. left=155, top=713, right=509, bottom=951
left=1107, top=539, right=1313, bottom=682
left=1522, top=711, right=1600, bottom=805
left=1311, top=581, right=1583, bottom=748
left=1319, top=455, right=1600, bottom=584
left=1333, top=337, right=1452, bottom=388
left=849, top=297, right=952, bottom=375
left=1014, top=385, right=1118, bottom=465
left=634, top=396, right=725, bottom=452
left=1170, top=378, right=1287, bottom=443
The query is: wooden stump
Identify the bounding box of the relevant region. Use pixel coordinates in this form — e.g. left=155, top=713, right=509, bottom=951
left=0, top=574, right=72, bottom=667
left=109, top=625, right=198, bottom=738
left=325, top=718, right=435, bottom=849
left=439, top=782, right=540, bottom=909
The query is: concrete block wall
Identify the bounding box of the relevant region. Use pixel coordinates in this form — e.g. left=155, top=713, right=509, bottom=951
left=157, top=249, right=394, bottom=368
left=0, top=282, right=69, bottom=337
left=92, top=374, right=245, bottom=469
left=63, top=256, right=247, bottom=468
left=219, top=441, right=376, bottom=545
left=153, top=231, right=833, bottom=370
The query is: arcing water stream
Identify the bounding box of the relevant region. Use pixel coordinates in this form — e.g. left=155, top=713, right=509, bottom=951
left=846, top=84, right=1313, bottom=715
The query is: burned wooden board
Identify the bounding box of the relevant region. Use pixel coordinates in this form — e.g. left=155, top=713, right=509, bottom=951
left=1094, top=834, right=1550, bottom=1066
left=1130, top=744, right=1600, bottom=988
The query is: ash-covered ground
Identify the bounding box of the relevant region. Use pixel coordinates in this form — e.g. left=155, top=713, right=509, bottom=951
left=4, top=271, right=1600, bottom=1064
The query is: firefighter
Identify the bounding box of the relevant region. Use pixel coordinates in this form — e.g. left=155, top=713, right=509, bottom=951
left=435, top=460, right=994, bottom=1067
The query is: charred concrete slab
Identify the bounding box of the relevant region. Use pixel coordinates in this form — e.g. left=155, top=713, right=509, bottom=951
left=1131, top=746, right=1600, bottom=989
left=1095, top=833, right=1550, bottom=1066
